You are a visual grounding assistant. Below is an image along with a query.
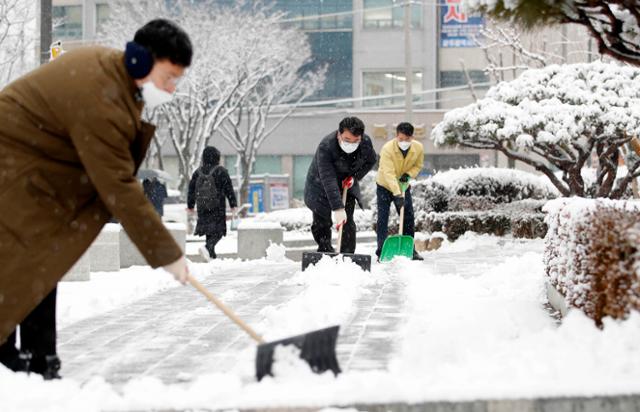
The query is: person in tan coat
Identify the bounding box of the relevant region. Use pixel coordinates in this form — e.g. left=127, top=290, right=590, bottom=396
left=0, top=19, right=192, bottom=378
left=375, top=122, right=425, bottom=261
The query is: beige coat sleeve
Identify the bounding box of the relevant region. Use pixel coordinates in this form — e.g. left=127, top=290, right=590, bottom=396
left=68, top=96, right=182, bottom=268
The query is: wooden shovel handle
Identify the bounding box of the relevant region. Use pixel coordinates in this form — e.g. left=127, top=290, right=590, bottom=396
left=336, top=185, right=348, bottom=253
left=398, top=181, right=409, bottom=236
left=188, top=275, right=264, bottom=344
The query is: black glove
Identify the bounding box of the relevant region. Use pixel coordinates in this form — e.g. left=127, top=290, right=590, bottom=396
left=399, top=173, right=410, bottom=183
left=393, top=196, right=405, bottom=210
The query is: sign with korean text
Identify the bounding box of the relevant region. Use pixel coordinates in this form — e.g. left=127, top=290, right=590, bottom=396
left=440, top=0, right=484, bottom=48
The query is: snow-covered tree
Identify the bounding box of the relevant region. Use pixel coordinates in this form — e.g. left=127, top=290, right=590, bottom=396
left=101, top=1, right=266, bottom=193
left=101, top=1, right=322, bottom=199
left=464, top=0, right=640, bottom=66
left=432, top=61, right=640, bottom=198
left=0, top=0, right=36, bottom=87
left=217, top=9, right=325, bottom=205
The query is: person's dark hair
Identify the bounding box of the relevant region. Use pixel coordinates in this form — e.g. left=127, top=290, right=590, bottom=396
left=338, top=117, right=365, bottom=137
left=134, top=19, right=192, bottom=67
left=396, top=122, right=414, bottom=137
left=202, top=146, right=220, bottom=166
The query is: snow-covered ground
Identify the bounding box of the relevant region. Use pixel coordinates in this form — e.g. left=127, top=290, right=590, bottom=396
left=2, top=234, right=639, bottom=412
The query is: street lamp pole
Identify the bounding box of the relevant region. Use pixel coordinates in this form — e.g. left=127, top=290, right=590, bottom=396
left=40, top=0, right=52, bottom=65
left=404, top=0, right=413, bottom=122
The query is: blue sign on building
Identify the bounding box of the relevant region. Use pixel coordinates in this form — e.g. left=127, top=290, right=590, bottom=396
left=440, top=0, right=484, bottom=48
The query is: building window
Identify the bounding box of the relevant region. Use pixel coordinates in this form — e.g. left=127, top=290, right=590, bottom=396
left=439, top=70, right=489, bottom=88
left=308, top=31, right=353, bottom=100
left=423, top=154, right=479, bottom=175
left=293, top=155, right=313, bottom=199
left=53, top=5, right=83, bottom=41
left=362, top=71, right=422, bottom=107
left=363, top=0, right=422, bottom=29
left=95, top=3, right=110, bottom=35
left=276, top=0, right=353, bottom=31
left=253, top=155, right=282, bottom=175
left=223, top=155, right=282, bottom=176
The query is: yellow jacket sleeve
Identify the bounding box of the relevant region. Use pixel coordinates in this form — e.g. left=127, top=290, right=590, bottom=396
left=378, top=144, right=402, bottom=196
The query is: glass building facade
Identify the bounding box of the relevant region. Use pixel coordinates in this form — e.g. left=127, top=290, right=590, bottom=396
left=274, top=0, right=353, bottom=101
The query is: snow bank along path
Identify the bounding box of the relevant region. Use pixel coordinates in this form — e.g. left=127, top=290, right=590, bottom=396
left=1, top=235, right=639, bottom=412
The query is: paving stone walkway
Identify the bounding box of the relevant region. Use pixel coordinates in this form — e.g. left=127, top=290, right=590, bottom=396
left=58, top=238, right=543, bottom=387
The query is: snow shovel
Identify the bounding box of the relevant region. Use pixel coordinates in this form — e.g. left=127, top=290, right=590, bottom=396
left=380, top=181, right=414, bottom=262
left=302, top=186, right=372, bottom=272
left=187, top=275, right=341, bottom=381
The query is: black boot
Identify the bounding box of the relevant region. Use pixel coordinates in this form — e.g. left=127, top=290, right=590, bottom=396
left=28, top=354, right=62, bottom=380
left=0, top=349, right=29, bottom=373
left=412, top=250, right=424, bottom=261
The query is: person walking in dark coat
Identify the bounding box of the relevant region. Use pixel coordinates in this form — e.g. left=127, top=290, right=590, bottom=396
left=143, top=177, right=168, bottom=217
left=187, top=146, right=238, bottom=260
left=304, top=117, right=377, bottom=253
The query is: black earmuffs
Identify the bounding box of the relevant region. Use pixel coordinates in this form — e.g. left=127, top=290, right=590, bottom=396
left=124, top=41, right=153, bottom=79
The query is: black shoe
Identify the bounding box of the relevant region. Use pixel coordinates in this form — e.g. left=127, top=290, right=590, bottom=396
left=412, top=251, right=424, bottom=261
left=0, top=350, right=29, bottom=373
left=317, top=245, right=335, bottom=254
left=29, top=354, right=62, bottom=380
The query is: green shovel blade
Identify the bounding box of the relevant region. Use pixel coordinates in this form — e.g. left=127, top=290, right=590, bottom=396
left=379, top=235, right=414, bottom=262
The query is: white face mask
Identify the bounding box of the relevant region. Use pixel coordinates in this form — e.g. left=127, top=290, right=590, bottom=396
left=398, top=140, right=412, bottom=151
left=339, top=139, right=360, bottom=154
left=141, top=81, right=173, bottom=109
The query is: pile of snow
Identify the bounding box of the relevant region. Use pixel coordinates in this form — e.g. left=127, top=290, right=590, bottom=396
left=4, top=235, right=640, bottom=410
left=265, top=242, right=287, bottom=262
left=57, top=262, right=215, bottom=328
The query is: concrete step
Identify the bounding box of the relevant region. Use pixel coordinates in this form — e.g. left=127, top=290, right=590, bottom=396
left=187, top=233, right=377, bottom=263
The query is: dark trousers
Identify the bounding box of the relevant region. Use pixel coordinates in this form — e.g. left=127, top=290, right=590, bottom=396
left=205, top=233, right=223, bottom=259
left=0, top=287, right=58, bottom=362
left=311, top=194, right=356, bottom=254
left=376, top=184, right=415, bottom=256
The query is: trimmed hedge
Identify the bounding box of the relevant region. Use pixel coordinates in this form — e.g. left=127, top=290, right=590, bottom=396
left=544, top=198, right=640, bottom=326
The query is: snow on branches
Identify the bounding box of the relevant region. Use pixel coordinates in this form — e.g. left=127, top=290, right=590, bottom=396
left=101, top=1, right=323, bottom=196
left=432, top=61, right=640, bottom=198
left=462, top=0, right=640, bottom=66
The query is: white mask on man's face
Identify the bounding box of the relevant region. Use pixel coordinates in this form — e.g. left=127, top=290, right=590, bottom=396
left=141, top=81, right=173, bottom=109
left=398, top=140, right=412, bottom=151
left=339, top=134, right=360, bottom=154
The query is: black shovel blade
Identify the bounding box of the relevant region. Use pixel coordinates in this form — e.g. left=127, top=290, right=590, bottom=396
left=301, top=251, right=371, bottom=272
left=255, top=325, right=341, bottom=381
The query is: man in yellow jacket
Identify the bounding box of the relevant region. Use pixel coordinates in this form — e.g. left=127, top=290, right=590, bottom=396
left=375, top=122, right=424, bottom=260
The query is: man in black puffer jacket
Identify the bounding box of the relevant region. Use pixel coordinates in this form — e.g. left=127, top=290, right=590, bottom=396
left=187, top=146, right=238, bottom=259
left=304, top=117, right=377, bottom=253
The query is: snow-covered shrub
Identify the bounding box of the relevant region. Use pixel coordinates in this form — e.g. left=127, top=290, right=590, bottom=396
left=447, top=195, right=497, bottom=212
left=430, top=167, right=558, bottom=203
left=418, top=211, right=512, bottom=241
left=358, top=171, right=378, bottom=209
left=511, top=213, right=547, bottom=239
left=544, top=198, right=640, bottom=325
left=433, top=62, right=640, bottom=198
left=411, top=180, right=449, bottom=212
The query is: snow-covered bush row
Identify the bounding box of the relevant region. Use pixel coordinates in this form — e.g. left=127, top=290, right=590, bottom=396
left=252, top=208, right=373, bottom=232
left=544, top=198, right=640, bottom=325
left=375, top=199, right=547, bottom=241
left=371, top=168, right=553, bottom=239
left=427, top=167, right=559, bottom=203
